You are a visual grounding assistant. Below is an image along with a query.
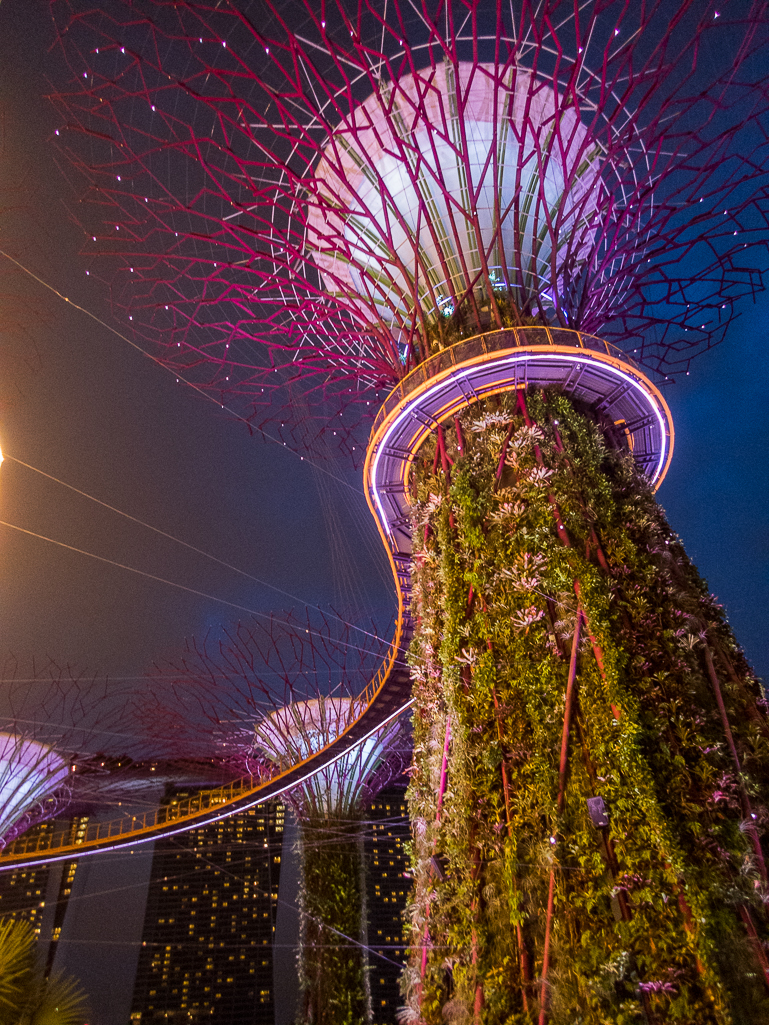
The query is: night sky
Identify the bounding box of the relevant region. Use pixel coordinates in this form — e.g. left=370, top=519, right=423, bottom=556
left=0, top=2, right=394, bottom=697
left=0, top=0, right=767, bottom=1015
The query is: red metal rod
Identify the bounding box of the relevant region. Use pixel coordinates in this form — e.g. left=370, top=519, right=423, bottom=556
left=739, top=905, right=769, bottom=991
left=436, top=424, right=453, bottom=472
left=516, top=389, right=534, bottom=428
left=548, top=415, right=609, bottom=571
left=572, top=582, right=621, bottom=720
left=492, top=679, right=530, bottom=1010
left=436, top=715, right=452, bottom=821
left=539, top=608, right=582, bottom=1025
left=557, top=610, right=583, bottom=816
left=703, top=642, right=767, bottom=882
left=538, top=872, right=557, bottom=1025
left=495, top=420, right=516, bottom=484
left=421, top=714, right=452, bottom=980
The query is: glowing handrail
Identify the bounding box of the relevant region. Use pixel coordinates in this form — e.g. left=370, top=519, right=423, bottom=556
left=371, top=327, right=639, bottom=438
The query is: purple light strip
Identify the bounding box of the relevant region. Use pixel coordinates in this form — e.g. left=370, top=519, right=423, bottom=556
left=371, top=353, right=670, bottom=535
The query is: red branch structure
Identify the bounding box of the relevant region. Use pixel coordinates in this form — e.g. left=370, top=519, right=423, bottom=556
left=0, top=654, right=245, bottom=851
left=0, top=656, right=141, bottom=844
left=137, top=608, right=403, bottom=792
left=50, top=0, right=769, bottom=460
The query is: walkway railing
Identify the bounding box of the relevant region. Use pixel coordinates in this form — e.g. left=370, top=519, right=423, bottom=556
left=372, top=327, right=638, bottom=438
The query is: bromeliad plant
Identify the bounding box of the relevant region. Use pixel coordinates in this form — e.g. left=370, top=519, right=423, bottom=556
left=403, top=390, right=769, bottom=1025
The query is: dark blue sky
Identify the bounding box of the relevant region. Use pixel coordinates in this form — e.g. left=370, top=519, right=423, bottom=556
left=655, top=300, right=769, bottom=681
left=0, top=1, right=766, bottom=724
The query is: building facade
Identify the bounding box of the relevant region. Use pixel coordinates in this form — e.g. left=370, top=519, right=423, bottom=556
left=0, top=815, right=88, bottom=970
left=130, top=792, right=284, bottom=1025
left=365, top=786, right=410, bottom=1025
left=0, top=820, right=57, bottom=937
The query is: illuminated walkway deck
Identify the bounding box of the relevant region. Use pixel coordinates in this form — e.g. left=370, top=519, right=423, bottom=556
left=365, top=326, right=672, bottom=577
left=0, top=328, right=671, bottom=869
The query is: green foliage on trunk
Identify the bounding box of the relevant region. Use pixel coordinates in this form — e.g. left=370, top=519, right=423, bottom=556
left=298, top=817, right=368, bottom=1025
left=403, top=390, right=769, bottom=1025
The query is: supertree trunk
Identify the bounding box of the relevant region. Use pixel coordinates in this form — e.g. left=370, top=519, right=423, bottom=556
left=403, top=389, right=769, bottom=1025
left=298, top=816, right=369, bottom=1025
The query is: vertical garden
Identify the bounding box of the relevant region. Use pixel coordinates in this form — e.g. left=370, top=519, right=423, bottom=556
left=404, top=390, right=769, bottom=1025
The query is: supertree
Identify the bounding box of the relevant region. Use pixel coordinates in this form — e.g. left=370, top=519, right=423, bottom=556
left=137, top=609, right=410, bottom=1025
left=0, top=657, right=137, bottom=847
left=50, top=2, right=769, bottom=1023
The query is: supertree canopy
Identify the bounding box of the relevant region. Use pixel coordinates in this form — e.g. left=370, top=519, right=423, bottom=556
left=0, top=659, right=138, bottom=846
left=254, top=695, right=404, bottom=816
left=52, top=0, right=769, bottom=456
left=0, top=655, right=246, bottom=859
left=0, top=734, right=68, bottom=846
left=52, top=2, right=769, bottom=1024
left=138, top=611, right=408, bottom=1025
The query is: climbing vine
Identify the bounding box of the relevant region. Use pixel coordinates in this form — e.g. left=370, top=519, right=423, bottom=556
left=402, top=390, right=769, bottom=1025
left=298, top=817, right=368, bottom=1025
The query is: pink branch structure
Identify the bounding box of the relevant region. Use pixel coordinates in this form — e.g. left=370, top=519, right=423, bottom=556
left=50, top=0, right=769, bottom=460
left=136, top=608, right=407, bottom=807
left=0, top=654, right=245, bottom=852
left=0, top=656, right=142, bottom=846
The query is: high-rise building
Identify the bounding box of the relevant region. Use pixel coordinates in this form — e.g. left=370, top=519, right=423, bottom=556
left=0, top=815, right=88, bottom=963
left=130, top=791, right=284, bottom=1025
left=365, top=786, right=410, bottom=1025
left=0, top=820, right=57, bottom=936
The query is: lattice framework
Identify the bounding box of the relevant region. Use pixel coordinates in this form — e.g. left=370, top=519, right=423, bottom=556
left=51, top=0, right=769, bottom=457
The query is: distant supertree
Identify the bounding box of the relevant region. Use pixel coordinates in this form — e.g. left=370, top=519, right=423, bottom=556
left=52, top=3, right=769, bottom=1023
left=0, top=657, right=132, bottom=846
left=139, top=610, right=409, bottom=1025
left=0, top=734, right=69, bottom=848
left=0, top=656, right=240, bottom=853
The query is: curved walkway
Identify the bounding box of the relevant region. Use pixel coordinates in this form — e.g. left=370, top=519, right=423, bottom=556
left=365, top=326, right=673, bottom=582
left=0, top=329, right=670, bottom=869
